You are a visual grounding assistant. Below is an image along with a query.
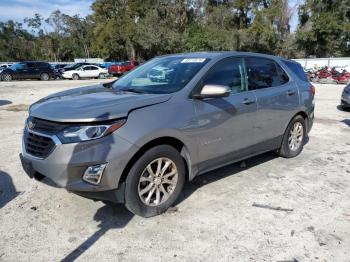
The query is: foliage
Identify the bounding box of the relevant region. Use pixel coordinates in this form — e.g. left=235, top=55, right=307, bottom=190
left=1, top=0, right=349, bottom=61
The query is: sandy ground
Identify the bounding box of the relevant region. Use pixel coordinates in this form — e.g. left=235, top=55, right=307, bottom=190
left=0, top=80, right=349, bottom=262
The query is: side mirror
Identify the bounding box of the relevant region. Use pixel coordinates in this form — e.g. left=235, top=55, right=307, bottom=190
left=193, top=84, right=231, bottom=99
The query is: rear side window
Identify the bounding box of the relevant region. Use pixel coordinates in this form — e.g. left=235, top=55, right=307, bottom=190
left=203, top=58, right=246, bottom=93
left=245, top=57, right=289, bottom=90
left=282, top=60, right=308, bottom=82
left=27, top=62, right=35, bottom=68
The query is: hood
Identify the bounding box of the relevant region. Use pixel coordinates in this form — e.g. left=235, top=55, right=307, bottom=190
left=29, top=84, right=172, bottom=122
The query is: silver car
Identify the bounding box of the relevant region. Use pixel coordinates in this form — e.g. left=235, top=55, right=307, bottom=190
left=341, top=84, right=350, bottom=109
left=20, top=52, right=315, bottom=217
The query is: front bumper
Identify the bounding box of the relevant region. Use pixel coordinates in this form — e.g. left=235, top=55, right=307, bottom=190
left=20, top=129, right=139, bottom=203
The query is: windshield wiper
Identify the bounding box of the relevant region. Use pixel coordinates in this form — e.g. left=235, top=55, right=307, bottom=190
left=119, top=88, right=146, bottom=94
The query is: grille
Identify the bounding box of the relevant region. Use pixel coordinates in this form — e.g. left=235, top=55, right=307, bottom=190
left=29, top=117, right=66, bottom=133
left=24, top=131, right=55, bottom=158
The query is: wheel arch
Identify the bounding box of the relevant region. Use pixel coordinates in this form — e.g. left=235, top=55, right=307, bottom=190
left=119, top=136, right=191, bottom=185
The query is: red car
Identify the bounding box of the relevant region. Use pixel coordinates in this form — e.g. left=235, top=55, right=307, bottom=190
left=108, top=60, right=139, bottom=76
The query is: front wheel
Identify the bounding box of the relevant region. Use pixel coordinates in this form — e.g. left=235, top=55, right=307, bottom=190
left=72, top=74, right=80, bottom=80
left=277, top=115, right=306, bottom=158
left=2, top=73, right=12, bottom=81
left=125, top=145, right=186, bottom=217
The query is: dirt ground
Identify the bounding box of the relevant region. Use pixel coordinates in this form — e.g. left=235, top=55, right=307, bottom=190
left=0, top=80, right=349, bottom=262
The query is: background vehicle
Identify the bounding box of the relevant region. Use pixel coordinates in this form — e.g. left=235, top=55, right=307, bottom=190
left=108, top=60, right=138, bottom=76
left=59, top=62, right=91, bottom=75
left=313, top=67, right=350, bottom=84
left=0, top=62, right=54, bottom=81
left=341, top=84, right=350, bottom=109
left=20, top=52, right=314, bottom=217
left=51, top=63, right=68, bottom=79
left=0, top=63, right=13, bottom=72
left=62, top=65, right=108, bottom=80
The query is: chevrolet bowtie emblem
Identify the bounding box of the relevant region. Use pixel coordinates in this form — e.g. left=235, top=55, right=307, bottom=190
left=28, top=120, right=35, bottom=129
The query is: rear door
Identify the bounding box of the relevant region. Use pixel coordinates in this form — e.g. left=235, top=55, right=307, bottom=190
left=193, top=57, right=258, bottom=171
left=26, top=62, right=37, bottom=78
left=88, top=66, right=101, bottom=77
left=245, top=57, right=299, bottom=144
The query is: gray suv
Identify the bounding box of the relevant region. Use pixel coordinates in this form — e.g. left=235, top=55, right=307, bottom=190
left=20, top=52, right=314, bottom=217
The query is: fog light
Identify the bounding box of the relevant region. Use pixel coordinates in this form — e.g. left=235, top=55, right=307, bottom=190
left=83, top=164, right=107, bottom=185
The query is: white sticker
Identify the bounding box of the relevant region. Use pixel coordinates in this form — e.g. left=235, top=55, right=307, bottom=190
left=181, top=58, right=206, bottom=63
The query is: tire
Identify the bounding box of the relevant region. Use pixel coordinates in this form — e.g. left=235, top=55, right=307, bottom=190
left=72, top=74, right=80, bottom=80
left=98, top=73, right=106, bottom=79
left=277, top=115, right=306, bottom=158
left=40, top=72, right=50, bottom=81
left=124, top=145, right=186, bottom=217
left=3, top=73, right=12, bottom=81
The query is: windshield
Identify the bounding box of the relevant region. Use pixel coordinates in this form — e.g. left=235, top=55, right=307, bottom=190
left=64, top=64, right=80, bottom=70
left=112, top=57, right=209, bottom=94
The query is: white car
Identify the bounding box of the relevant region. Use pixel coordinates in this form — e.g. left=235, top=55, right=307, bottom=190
left=62, top=65, right=108, bottom=80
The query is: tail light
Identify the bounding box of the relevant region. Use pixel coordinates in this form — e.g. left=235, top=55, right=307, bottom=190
left=309, top=84, right=316, bottom=96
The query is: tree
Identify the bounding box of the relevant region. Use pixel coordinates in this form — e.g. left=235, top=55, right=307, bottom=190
left=296, top=0, right=350, bottom=57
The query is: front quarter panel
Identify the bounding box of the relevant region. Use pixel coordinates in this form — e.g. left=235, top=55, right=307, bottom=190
left=116, top=96, right=200, bottom=166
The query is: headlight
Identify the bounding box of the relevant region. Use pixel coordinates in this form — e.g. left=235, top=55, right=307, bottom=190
left=57, top=119, right=126, bottom=143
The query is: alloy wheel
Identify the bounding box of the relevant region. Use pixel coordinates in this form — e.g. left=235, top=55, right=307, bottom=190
left=3, top=74, right=12, bottom=81
left=138, top=157, right=178, bottom=206
left=288, top=122, right=304, bottom=151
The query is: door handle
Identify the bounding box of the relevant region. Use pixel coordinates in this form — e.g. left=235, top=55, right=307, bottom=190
left=287, top=90, right=296, bottom=96
left=242, top=98, right=256, bottom=105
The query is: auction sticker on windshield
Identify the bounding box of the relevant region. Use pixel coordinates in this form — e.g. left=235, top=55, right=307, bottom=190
left=181, top=58, right=206, bottom=63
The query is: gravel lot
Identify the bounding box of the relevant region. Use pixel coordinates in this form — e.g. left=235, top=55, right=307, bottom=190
left=0, top=80, right=349, bottom=262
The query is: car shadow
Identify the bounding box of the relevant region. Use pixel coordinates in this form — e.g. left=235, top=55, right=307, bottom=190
left=337, top=105, right=350, bottom=112
left=62, top=112, right=135, bottom=261
left=61, top=204, right=134, bottom=262
left=341, top=119, right=350, bottom=127
left=0, top=100, right=12, bottom=106
left=0, top=171, right=20, bottom=208
left=176, top=151, right=278, bottom=205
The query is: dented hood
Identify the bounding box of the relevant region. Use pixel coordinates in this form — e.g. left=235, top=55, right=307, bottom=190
left=29, top=84, right=172, bottom=122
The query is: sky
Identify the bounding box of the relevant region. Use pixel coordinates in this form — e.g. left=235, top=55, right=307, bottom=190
left=0, top=0, right=94, bottom=21
left=0, top=0, right=302, bottom=31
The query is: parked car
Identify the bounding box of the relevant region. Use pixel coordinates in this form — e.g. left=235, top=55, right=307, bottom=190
left=341, top=84, right=350, bottom=109
left=108, top=60, right=138, bottom=76
left=0, top=62, right=54, bottom=81
left=51, top=63, right=69, bottom=79
left=20, top=52, right=314, bottom=217
left=59, top=63, right=91, bottom=74
left=61, top=65, right=108, bottom=80
left=0, top=63, right=13, bottom=72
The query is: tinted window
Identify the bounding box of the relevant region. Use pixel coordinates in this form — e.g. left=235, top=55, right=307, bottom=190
left=203, top=58, right=246, bottom=93
left=37, top=62, right=49, bottom=68
left=245, top=57, right=289, bottom=90
left=283, top=60, right=308, bottom=82
left=27, top=62, right=35, bottom=68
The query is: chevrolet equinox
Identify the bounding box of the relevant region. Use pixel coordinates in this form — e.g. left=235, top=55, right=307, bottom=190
left=20, top=52, right=315, bottom=217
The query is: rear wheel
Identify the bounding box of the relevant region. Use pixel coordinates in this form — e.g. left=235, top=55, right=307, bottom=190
left=277, top=115, right=306, bottom=158
left=40, top=72, right=50, bottom=81
left=125, top=145, right=186, bottom=217
left=72, top=74, right=80, bottom=80
left=98, top=73, right=106, bottom=79
left=3, top=73, right=12, bottom=81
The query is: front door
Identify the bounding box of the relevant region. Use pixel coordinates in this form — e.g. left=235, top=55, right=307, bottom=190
left=193, top=57, right=258, bottom=172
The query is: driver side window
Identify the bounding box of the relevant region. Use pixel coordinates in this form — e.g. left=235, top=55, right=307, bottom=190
left=203, top=58, right=246, bottom=93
